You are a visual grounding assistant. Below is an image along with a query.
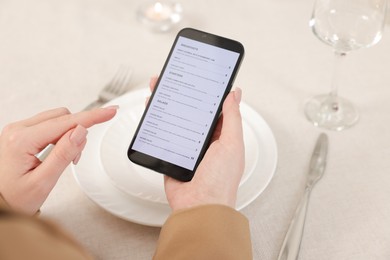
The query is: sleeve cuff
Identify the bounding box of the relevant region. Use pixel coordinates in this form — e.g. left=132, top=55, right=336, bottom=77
left=154, top=204, right=252, bottom=260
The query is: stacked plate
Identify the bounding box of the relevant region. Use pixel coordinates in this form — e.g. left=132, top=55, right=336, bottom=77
left=72, top=87, right=277, bottom=227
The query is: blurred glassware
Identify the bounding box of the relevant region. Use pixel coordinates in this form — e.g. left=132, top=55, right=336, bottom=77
left=305, top=0, right=387, bottom=131
left=387, top=2, right=390, bottom=24
left=137, top=1, right=183, bottom=32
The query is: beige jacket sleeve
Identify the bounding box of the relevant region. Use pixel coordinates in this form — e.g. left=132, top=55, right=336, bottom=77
left=0, top=194, right=93, bottom=260
left=153, top=204, right=253, bottom=260
left=0, top=195, right=252, bottom=259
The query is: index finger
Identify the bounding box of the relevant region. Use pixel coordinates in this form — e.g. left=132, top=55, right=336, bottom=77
left=26, top=106, right=118, bottom=153
left=5, top=107, right=70, bottom=129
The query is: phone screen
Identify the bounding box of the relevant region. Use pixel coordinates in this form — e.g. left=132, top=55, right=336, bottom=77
left=128, top=28, right=244, bottom=181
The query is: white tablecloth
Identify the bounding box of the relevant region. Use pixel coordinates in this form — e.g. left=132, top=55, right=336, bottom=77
left=1, top=0, right=390, bottom=259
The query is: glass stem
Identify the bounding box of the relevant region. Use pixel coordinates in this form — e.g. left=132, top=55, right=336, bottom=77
left=330, top=51, right=346, bottom=98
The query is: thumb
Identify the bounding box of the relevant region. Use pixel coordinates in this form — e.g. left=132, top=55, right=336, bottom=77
left=219, top=88, right=243, bottom=143
left=35, top=125, right=87, bottom=184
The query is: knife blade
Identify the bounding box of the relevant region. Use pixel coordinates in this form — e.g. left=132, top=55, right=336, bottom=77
left=277, top=133, right=328, bottom=260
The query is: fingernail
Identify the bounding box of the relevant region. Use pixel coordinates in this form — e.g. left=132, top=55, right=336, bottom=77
left=70, top=125, right=88, bottom=145
left=104, top=105, right=119, bottom=110
left=234, top=87, right=242, bottom=103
left=150, top=75, right=158, bottom=82
left=73, top=152, right=82, bottom=165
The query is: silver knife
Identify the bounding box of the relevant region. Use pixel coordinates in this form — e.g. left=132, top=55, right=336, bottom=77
left=277, top=133, right=328, bottom=260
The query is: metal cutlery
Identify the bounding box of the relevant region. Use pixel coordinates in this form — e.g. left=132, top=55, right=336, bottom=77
left=35, top=67, right=133, bottom=162
left=277, top=133, right=328, bottom=260
left=83, top=66, right=133, bottom=111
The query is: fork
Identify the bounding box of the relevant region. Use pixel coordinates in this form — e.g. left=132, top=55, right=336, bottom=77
left=83, top=66, right=133, bottom=111
left=35, top=67, right=133, bottom=162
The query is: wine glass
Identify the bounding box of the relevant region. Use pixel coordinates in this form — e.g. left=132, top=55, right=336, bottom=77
left=305, top=0, right=387, bottom=131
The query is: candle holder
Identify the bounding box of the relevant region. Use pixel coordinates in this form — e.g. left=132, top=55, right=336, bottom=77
left=137, top=1, right=183, bottom=32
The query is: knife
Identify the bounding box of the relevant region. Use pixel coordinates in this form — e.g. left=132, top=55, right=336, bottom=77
left=277, top=133, right=328, bottom=260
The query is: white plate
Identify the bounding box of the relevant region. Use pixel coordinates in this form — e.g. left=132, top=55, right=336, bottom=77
left=100, top=95, right=259, bottom=204
left=72, top=88, right=277, bottom=227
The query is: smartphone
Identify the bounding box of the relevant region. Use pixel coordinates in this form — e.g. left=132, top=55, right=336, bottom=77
left=127, top=28, right=244, bottom=182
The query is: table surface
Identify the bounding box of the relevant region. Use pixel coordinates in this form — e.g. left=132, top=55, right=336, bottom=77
left=1, top=0, right=390, bottom=259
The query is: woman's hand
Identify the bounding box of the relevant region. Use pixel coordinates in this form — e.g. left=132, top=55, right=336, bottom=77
left=0, top=106, right=117, bottom=214
left=148, top=76, right=245, bottom=211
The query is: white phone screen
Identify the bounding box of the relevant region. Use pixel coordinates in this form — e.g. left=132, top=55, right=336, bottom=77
left=131, top=36, right=240, bottom=170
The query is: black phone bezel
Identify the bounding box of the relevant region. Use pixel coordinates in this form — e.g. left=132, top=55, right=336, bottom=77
left=127, top=28, right=245, bottom=182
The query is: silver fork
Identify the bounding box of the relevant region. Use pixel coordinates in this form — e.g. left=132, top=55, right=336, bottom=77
left=35, top=67, right=133, bottom=162
left=83, top=66, right=133, bottom=111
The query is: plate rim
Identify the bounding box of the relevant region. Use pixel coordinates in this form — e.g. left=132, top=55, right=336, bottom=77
left=72, top=87, right=278, bottom=226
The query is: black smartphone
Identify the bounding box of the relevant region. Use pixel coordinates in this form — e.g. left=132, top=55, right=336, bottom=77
left=127, top=28, right=244, bottom=182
